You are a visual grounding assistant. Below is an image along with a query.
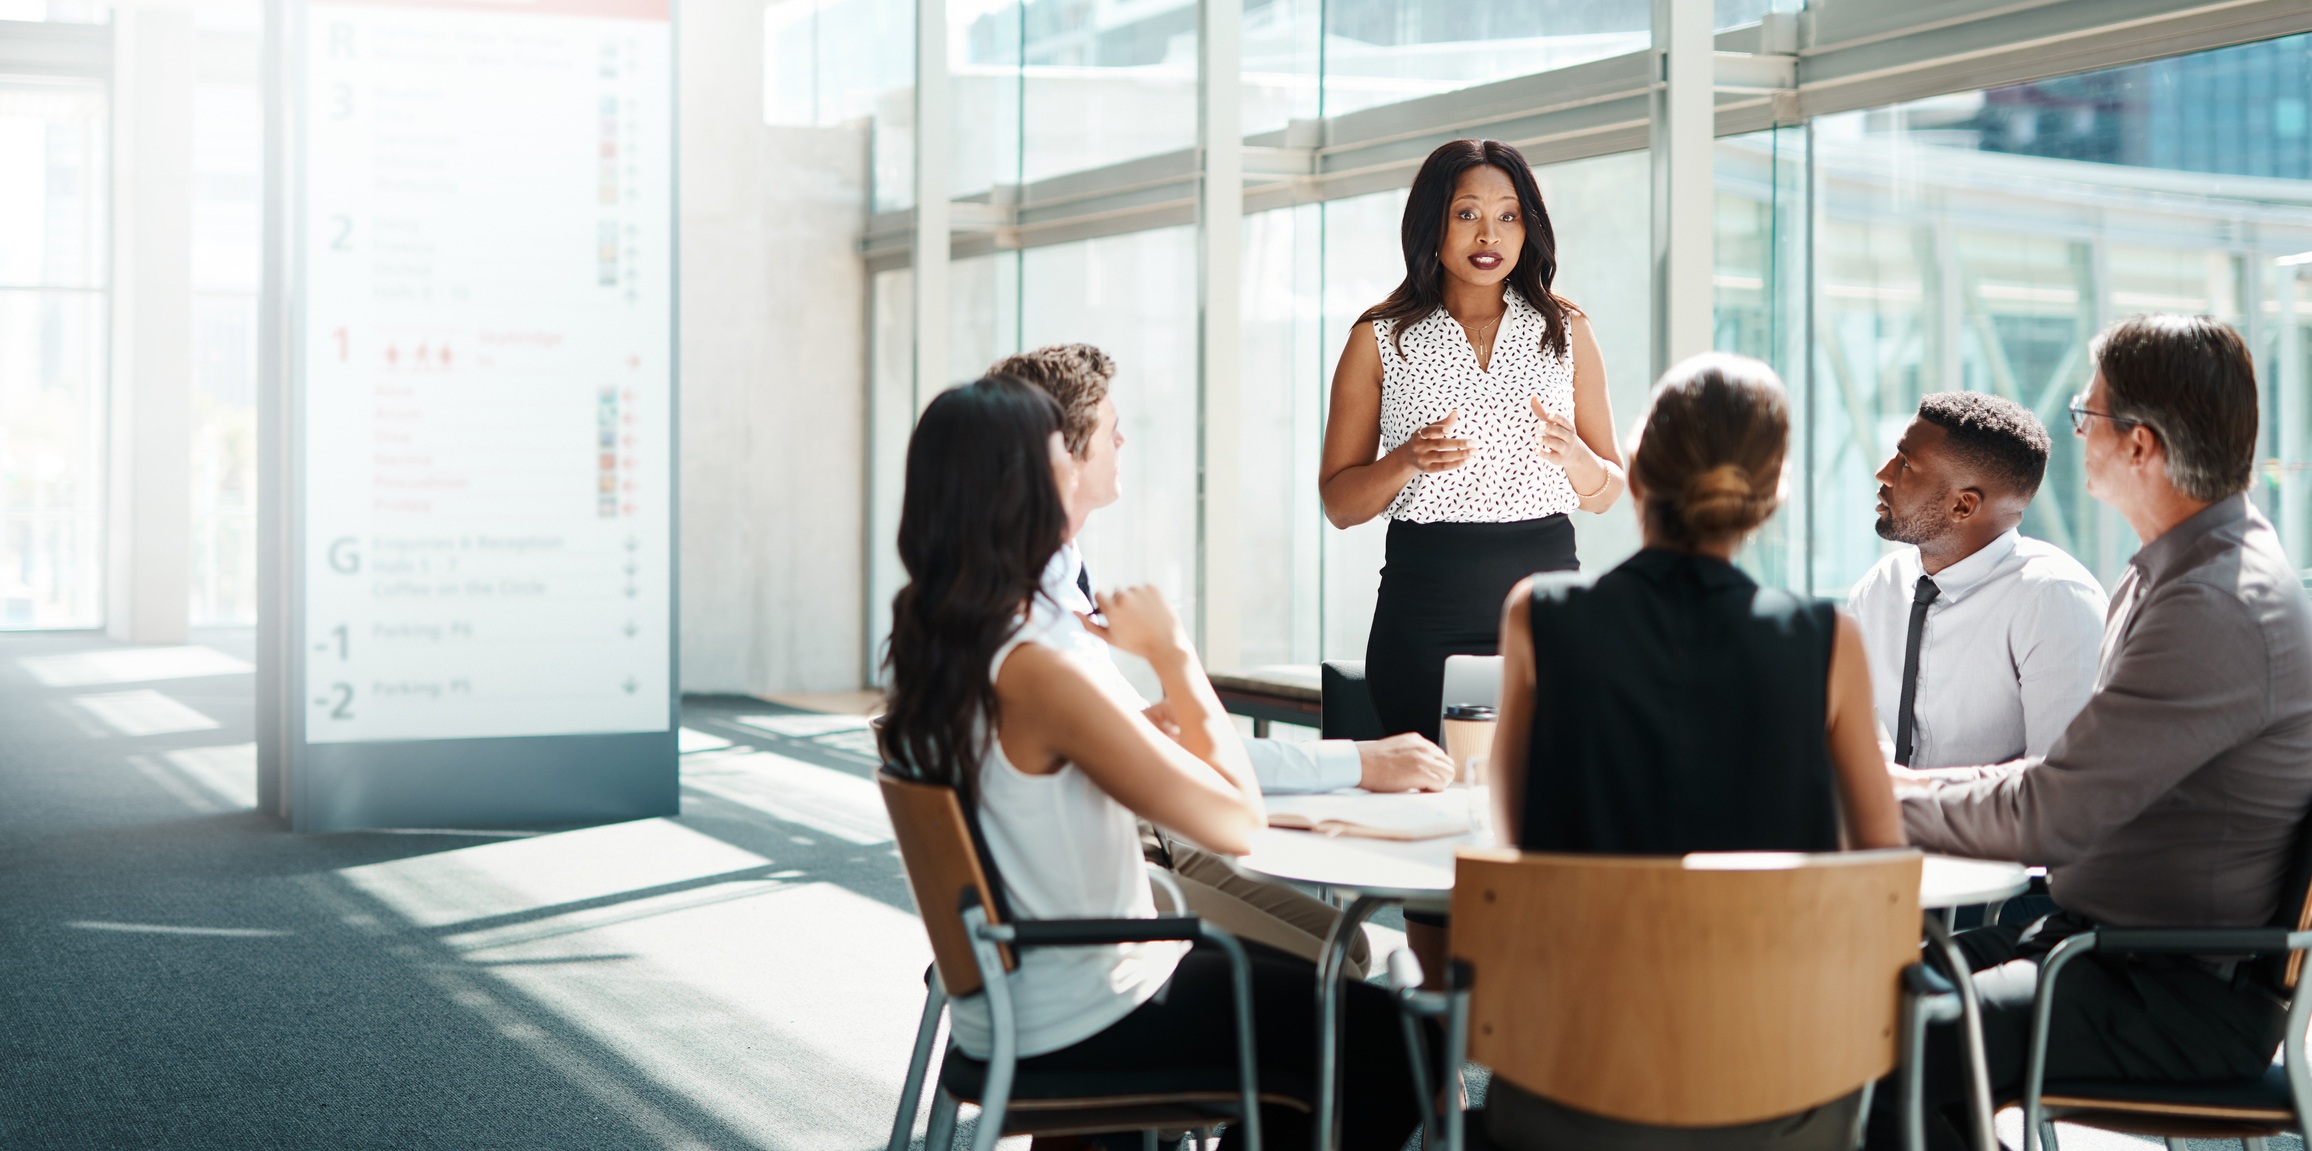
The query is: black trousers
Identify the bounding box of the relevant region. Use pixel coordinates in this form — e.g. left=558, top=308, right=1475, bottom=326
left=1863, top=913, right=2288, bottom=1151
left=1012, top=939, right=1429, bottom=1151
left=1365, top=516, right=1578, bottom=745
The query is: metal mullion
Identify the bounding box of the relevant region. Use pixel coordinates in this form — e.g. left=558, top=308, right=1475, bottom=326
left=864, top=0, right=2312, bottom=265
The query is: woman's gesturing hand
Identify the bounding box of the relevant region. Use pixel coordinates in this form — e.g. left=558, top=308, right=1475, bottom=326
left=1404, top=409, right=1472, bottom=473
left=1531, top=397, right=1607, bottom=495
left=1078, top=585, right=1194, bottom=668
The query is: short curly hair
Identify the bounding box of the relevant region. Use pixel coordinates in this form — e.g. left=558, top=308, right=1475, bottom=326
left=1916, top=391, right=2051, bottom=499
left=987, top=344, right=1116, bottom=458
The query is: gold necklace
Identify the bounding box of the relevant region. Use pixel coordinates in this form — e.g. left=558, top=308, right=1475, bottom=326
left=1454, top=311, right=1504, bottom=341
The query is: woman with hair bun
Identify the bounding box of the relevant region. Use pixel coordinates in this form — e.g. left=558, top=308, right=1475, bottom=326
left=1489, top=351, right=1904, bottom=856
left=1473, top=352, right=1907, bottom=1147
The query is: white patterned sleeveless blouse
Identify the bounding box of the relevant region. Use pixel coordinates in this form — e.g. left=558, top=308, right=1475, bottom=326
left=1374, top=285, right=1579, bottom=524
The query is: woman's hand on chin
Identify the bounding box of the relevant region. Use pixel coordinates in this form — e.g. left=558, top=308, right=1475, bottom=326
left=1078, top=585, right=1195, bottom=668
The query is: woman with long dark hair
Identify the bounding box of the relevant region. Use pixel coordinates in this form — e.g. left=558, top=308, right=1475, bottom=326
left=882, top=376, right=1425, bottom=1151
left=1319, top=138, right=1626, bottom=743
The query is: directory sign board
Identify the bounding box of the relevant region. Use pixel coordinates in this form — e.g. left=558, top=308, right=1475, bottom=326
left=268, top=0, right=677, bottom=830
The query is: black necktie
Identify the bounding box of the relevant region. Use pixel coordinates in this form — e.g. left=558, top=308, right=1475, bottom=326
left=1894, top=574, right=1942, bottom=767
left=1075, top=560, right=1093, bottom=605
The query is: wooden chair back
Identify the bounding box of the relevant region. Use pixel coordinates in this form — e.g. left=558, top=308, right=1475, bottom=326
left=1451, top=847, right=1923, bottom=1128
left=878, top=769, right=1015, bottom=998
left=2268, top=807, right=2312, bottom=990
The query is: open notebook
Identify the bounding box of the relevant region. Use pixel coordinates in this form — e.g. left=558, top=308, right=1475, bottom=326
left=1265, top=791, right=1471, bottom=841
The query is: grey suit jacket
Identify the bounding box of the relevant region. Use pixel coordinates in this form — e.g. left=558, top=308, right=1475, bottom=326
left=1901, top=495, right=2312, bottom=928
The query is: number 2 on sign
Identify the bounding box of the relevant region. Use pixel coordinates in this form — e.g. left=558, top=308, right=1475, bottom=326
left=328, top=683, right=354, bottom=719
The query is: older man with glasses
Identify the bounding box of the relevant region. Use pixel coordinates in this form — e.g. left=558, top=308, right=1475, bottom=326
left=1865, top=314, right=2312, bottom=1151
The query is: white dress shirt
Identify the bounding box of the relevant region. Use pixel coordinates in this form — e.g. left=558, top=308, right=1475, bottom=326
left=1847, top=528, right=2107, bottom=770
left=1031, top=544, right=1362, bottom=793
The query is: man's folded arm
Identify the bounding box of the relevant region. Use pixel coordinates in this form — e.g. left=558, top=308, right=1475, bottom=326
left=1903, top=581, right=2267, bottom=864
left=1242, top=736, right=1363, bottom=794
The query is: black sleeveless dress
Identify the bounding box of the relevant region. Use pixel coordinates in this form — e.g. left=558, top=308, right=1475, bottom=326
left=1517, top=547, right=1841, bottom=855
left=1490, top=549, right=1857, bottom=1151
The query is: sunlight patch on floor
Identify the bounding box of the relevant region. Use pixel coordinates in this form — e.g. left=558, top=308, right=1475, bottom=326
left=21, top=645, right=254, bottom=687
left=731, top=713, right=874, bottom=738
left=338, top=818, right=772, bottom=930
left=681, top=747, right=893, bottom=844
left=163, top=743, right=258, bottom=809
left=72, top=690, right=222, bottom=737
left=454, top=879, right=937, bottom=1150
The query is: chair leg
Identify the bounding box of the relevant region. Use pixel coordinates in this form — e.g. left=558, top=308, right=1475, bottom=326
left=922, top=1090, right=960, bottom=1151
left=2163, top=1140, right=2188, bottom=1151
left=2241, top=1139, right=2270, bottom=1151
left=2037, top=1120, right=2059, bottom=1151
left=890, top=979, right=947, bottom=1151
left=1141, top=1131, right=1158, bottom=1151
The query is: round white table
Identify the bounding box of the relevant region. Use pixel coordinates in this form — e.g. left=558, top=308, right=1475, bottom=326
left=1231, top=825, right=2029, bottom=910
left=1228, top=825, right=2030, bottom=1151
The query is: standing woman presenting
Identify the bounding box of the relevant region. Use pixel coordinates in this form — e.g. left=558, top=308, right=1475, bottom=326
left=1321, top=138, right=1625, bottom=742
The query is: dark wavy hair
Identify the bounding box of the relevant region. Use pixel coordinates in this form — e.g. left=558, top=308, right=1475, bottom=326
left=879, top=378, right=1069, bottom=795
left=1356, top=138, right=1572, bottom=360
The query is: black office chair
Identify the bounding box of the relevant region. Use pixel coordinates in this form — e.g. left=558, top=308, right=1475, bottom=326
left=1320, top=660, right=1385, bottom=741
left=2015, top=811, right=2312, bottom=1150
left=878, top=770, right=1297, bottom=1151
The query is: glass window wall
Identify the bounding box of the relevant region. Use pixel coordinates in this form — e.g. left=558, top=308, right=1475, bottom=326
left=0, top=81, right=107, bottom=628
left=1795, top=36, right=2312, bottom=599
left=847, top=8, right=2312, bottom=679
left=192, top=71, right=262, bottom=627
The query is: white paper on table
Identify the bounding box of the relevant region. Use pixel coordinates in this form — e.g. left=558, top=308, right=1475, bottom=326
left=1264, top=791, right=1471, bottom=841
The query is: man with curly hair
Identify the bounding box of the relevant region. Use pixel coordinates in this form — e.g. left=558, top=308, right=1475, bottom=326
left=990, top=343, right=1454, bottom=976
left=1849, top=390, right=2106, bottom=771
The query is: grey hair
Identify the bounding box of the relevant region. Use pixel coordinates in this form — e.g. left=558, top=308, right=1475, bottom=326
left=2090, top=314, right=2257, bottom=502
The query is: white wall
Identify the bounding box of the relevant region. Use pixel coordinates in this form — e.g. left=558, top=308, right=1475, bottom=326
left=678, top=0, right=869, bottom=695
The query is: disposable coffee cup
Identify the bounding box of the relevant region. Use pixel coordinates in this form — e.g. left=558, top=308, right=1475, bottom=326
left=1440, top=704, right=1497, bottom=785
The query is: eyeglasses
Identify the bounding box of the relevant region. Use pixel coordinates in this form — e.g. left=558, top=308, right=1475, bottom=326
left=2067, top=394, right=2139, bottom=436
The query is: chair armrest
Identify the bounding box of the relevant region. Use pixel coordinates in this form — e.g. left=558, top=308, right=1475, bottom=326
left=1903, top=961, right=1956, bottom=997
left=2095, top=927, right=2303, bottom=955
left=980, top=916, right=1206, bottom=947
left=1901, top=962, right=1961, bottom=1027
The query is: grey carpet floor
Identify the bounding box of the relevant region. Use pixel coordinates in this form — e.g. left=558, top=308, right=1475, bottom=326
left=0, top=630, right=954, bottom=1150
left=0, top=629, right=2268, bottom=1151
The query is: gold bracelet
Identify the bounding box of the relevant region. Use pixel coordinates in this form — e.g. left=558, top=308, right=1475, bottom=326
left=1572, top=467, right=1612, bottom=501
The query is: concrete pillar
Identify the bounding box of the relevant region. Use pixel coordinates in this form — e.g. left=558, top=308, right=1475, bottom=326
left=1650, top=0, right=1714, bottom=376
left=1197, top=0, right=1241, bottom=671
left=677, top=0, right=868, bottom=694
left=108, top=4, right=195, bottom=645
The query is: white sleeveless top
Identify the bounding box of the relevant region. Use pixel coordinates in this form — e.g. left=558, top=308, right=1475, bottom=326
left=1374, top=285, right=1580, bottom=523
left=944, top=614, right=1189, bottom=1060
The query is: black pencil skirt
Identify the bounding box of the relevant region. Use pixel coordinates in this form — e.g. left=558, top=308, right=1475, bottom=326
left=1363, top=515, right=1578, bottom=745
